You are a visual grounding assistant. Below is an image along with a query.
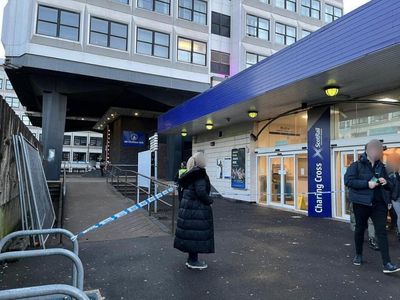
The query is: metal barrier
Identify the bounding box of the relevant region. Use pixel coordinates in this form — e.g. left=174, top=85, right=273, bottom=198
left=107, top=166, right=177, bottom=234
left=0, top=248, right=84, bottom=290
left=0, top=228, right=79, bottom=288
left=0, top=284, right=89, bottom=300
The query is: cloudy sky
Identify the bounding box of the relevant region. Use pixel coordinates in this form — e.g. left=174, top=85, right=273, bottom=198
left=0, top=0, right=371, bottom=58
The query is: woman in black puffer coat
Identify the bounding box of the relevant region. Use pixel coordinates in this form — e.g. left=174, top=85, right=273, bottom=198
left=174, top=152, right=214, bottom=270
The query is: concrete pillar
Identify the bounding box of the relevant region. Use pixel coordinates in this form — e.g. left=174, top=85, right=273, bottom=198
left=42, top=91, right=67, bottom=180
left=166, top=135, right=183, bottom=180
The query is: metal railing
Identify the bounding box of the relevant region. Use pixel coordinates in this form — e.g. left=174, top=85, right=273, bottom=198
left=0, top=228, right=79, bottom=288
left=0, top=284, right=89, bottom=300
left=107, top=165, right=177, bottom=234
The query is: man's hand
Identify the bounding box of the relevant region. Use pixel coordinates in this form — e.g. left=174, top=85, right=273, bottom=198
left=378, top=177, right=387, bottom=185
left=368, top=181, right=379, bottom=189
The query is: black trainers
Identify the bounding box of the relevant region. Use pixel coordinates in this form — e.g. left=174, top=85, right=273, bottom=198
left=368, top=238, right=380, bottom=251
left=353, top=255, right=362, bottom=266
left=383, top=262, right=400, bottom=274
left=186, top=260, right=208, bottom=270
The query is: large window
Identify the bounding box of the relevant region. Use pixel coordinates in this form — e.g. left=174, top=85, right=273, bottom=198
left=36, top=5, right=80, bottom=41
left=62, top=151, right=71, bottom=161
left=301, top=29, right=311, bottom=38
left=136, top=28, right=170, bottom=59
left=211, top=12, right=230, bottom=37
left=90, top=17, right=128, bottom=51
left=5, top=97, right=19, bottom=108
left=275, top=23, right=296, bottom=45
left=63, top=135, right=71, bottom=145
left=246, top=52, right=267, bottom=68
left=90, top=137, right=103, bottom=147
left=211, top=50, right=230, bottom=76
left=276, top=0, right=296, bottom=12
left=177, top=37, right=207, bottom=66
left=73, top=152, right=86, bottom=162
left=21, top=115, right=32, bottom=126
left=0, top=78, right=3, bottom=89
left=325, top=4, right=342, bottom=23
left=137, top=0, right=170, bottom=15
left=74, top=136, right=87, bottom=146
left=301, top=0, right=320, bottom=19
left=178, top=0, right=207, bottom=25
left=5, top=79, right=13, bottom=90
left=89, top=153, right=102, bottom=162
left=246, top=15, right=269, bottom=41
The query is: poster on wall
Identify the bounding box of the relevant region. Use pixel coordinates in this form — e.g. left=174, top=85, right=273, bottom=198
left=223, top=157, right=231, bottom=179
left=122, top=131, right=145, bottom=147
left=138, top=150, right=151, bottom=188
left=231, top=148, right=246, bottom=189
left=216, top=159, right=223, bottom=179
left=307, top=107, right=332, bottom=218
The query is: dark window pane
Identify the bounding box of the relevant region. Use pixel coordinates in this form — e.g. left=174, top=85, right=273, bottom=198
left=38, top=6, right=58, bottom=22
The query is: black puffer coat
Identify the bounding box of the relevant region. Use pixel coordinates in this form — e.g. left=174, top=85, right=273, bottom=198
left=174, top=166, right=214, bottom=254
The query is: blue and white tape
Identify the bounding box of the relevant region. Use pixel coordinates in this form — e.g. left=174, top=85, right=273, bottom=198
left=71, top=187, right=174, bottom=241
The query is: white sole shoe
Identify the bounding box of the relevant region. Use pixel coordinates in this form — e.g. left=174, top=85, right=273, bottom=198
left=185, top=262, right=208, bottom=270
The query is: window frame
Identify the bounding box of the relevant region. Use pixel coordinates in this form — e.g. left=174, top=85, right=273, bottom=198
left=211, top=11, right=230, bottom=38
left=276, top=0, right=297, bottom=12
left=325, top=4, right=342, bottom=23
left=210, top=50, right=230, bottom=76
left=5, top=79, right=13, bottom=90
left=178, top=0, right=208, bottom=25
left=246, top=14, right=270, bottom=41
left=301, top=0, right=321, bottom=19
left=137, top=0, right=171, bottom=15
left=89, top=16, right=129, bottom=51
left=36, top=4, right=81, bottom=41
left=74, top=136, right=88, bottom=146
left=5, top=96, right=19, bottom=108
left=177, top=36, right=207, bottom=66
left=136, top=27, right=170, bottom=59
left=246, top=52, right=267, bottom=68
left=275, top=22, right=297, bottom=45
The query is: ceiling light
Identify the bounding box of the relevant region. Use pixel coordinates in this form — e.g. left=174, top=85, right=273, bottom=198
left=181, top=129, right=188, bottom=137
left=324, top=86, right=340, bottom=97
left=205, top=122, right=214, bottom=130
left=379, top=98, right=398, bottom=103
left=248, top=110, right=258, bottom=118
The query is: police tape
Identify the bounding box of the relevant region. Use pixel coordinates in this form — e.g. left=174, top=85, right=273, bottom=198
left=71, top=187, right=174, bottom=241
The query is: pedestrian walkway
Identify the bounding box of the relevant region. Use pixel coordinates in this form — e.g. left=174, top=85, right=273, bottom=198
left=1, top=183, right=400, bottom=299
left=63, top=177, right=168, bottom=242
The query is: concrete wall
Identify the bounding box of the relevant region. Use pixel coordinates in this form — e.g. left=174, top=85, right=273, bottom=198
left=0, top=97, right=40, bottom=238
left=192, top=122, right=257, bottom=202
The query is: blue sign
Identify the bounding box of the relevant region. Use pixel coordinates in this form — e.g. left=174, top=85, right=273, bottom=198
left=307, top=107, right=332, bottom=217
left=231, top=148, right=246, bottom=189
left=122, top=131, right=146, bottom=147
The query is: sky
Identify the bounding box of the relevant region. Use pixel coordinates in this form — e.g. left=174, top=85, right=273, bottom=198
left=0, top=0, right=371, bottom=58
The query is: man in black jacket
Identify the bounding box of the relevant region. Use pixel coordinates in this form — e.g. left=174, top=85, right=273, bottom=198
left=344, top=139, right=400, bottom=274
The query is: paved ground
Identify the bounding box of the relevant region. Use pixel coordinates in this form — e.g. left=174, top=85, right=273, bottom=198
left=2, top=178, right=400, bottom=299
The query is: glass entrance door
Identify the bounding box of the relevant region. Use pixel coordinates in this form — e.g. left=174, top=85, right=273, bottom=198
left=268, top=155, right=295, bottom=208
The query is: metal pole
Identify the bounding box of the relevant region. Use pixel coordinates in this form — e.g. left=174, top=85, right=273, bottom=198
left=0, top=284, right=90, bottom=300
left=154, top=149, right=158, bottom=213
left=136, top=174, right=140, bottom=204
left=171, top=189, right=176, bottom=235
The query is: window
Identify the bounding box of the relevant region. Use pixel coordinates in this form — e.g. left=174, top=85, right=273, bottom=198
left=90, top=17, right=128, bottom=51
left=62, top=151, right=71, bottom=161
left=246, top=52, right=267, bottom=68
left=178, top=0, right=207, bottom=25
left=259, top=0, right=270, bottom=3
left=21, top=115, right=32, bottom=126
left=301, top=29, right=311, bottom=38
left=113, top=0, right=129, bottom=4
left=211, top=51, right=230, bottom=75
left=301, top=0, right=320, bottom=19
left=5, top=97, right=19, bottom=108
left=36, top=5, right=80, bottom=41
left=90, top=137, right=103, bottom=147
left=74, top=136, right=87, bottom=146
left=246, top=15, right=269, bottom=40
left=325, top=4, right=342, bottom=23
left=0, top=78, right=3, bottom=89
left=275, top=23, right=296, bottom=45
left=5, top=79, right=13, bottom=90
left=137, top=0, right=170, bottom=15
left=276, top=0, right=296, bottom=12
left=63, top=135, right=71, bottom=145
left=136, top=28, right=170, bottom=59
left=89, top=153, right=102, bottom=162
left=177, top=37, right=207, bottom=65
left=211, top=12, right=230, bottom=37
left=73, top=152, right=86, bottom=162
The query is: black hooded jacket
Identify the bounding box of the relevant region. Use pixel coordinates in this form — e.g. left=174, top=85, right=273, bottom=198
left=173, top=166, right=215, bottom=254
left=344, top=153, right=392, bottom=206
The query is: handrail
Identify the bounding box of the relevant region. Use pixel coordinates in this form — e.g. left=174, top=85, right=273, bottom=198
left=111, top=166, right=172, bottom=188
left=0, top=228, right=79, bottom=288
left=0, top=248, right=84, bottom=290
left=0, top=284, right=89, bottom=300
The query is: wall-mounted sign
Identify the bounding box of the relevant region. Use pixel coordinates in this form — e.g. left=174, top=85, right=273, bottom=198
left=224, top=157, right=231, bottom=179
left=231, top=148, right=246, bottom=189
left=122, top=131, right=145, bottom=147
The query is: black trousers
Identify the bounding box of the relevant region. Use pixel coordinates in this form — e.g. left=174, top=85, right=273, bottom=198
left=353, top=201, right=390, bottom=265
left=188, top=253, right=198, bottom=262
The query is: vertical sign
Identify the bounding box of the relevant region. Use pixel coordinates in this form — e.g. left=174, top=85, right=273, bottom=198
left=307, top=107, right=332, bottom=217
left=231, top=148, right=246, bottom=189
